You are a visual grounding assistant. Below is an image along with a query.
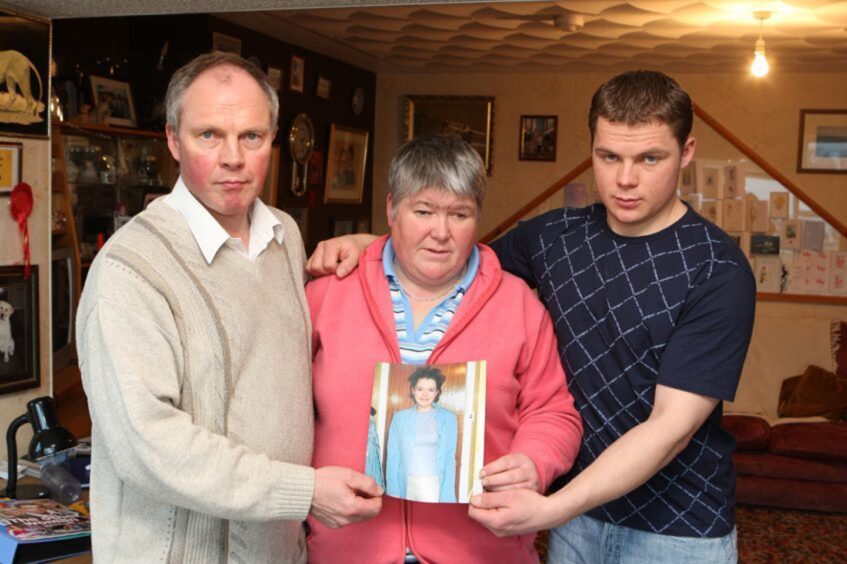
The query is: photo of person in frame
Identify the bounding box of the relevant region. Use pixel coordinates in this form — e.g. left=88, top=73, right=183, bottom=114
left=385, top=366, right=458, bottom=503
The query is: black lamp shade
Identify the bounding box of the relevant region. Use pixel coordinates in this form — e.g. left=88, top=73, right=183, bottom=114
left=26, top=396, right=77, bottom=460
left=5, top=396, right=78, bottom=499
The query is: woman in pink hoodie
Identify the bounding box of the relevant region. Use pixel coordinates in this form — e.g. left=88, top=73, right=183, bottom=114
left=306, top=134, right=582, bottom=563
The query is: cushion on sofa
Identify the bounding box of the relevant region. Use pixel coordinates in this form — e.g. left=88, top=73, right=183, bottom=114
left=733, top=451, right=847, bottom=483
left=777, top=365, right=847, bottom=420
left=769, top=422, right=847, bottom=462
left=723, top=415, right=771, bottom=450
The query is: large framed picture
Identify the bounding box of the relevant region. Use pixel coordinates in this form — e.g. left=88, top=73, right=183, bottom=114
left=797, top=109, right=847, bottom=174
left=519, top=115, right=557, bottom=161
left=90, top=76, right=137, bottom=128
left=0, top=10, right=50, bottom=138
left=0, top=141, right=23, bottom=193
left=404, top=95, right=494, bottom=174
left=0, top=265, right=39, bottom=395
left=324, top=124, right=369, bottom=204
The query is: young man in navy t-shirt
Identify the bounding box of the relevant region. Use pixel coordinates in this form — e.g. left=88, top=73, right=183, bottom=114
left=308, top=70, right=755, bottom=563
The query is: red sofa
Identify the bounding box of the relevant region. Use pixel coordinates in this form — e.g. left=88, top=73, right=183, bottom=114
left=723, top=316, right=847, bottom=513
left=724, top=415, right=847, bottom=512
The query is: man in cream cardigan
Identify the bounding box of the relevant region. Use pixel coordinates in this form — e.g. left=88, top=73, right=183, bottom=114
left=76, top=52, right=381, bottom=563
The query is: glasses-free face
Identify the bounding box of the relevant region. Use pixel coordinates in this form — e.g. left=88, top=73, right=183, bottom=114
left=592, top=117, right=695, bottom=238
left=412, top=377, right=439, bottom=410
left=387, top=187, right=478, bottom=293
left=166, top=65, right=275, bottom=236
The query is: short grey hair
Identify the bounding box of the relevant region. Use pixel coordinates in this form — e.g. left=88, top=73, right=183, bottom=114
left=388, top=134, right=486, bottom=218
left=165, top=51, right=279, bottom=132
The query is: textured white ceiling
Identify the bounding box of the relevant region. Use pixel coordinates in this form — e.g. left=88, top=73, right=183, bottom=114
left=3, top=0, right=847, bottom=73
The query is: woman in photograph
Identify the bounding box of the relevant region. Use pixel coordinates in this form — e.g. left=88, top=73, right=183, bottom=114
left=306, top=134, right=582, bottom=563
left=385, top=367, right=458, bottom=503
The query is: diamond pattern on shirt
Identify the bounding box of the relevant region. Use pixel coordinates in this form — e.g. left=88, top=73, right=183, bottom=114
left=529, top=205, right=749, bottom=537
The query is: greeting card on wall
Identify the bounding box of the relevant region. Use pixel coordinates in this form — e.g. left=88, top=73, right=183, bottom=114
left=781, top=219, right=802, bottom=250
left=722, top=199, right=745, bottom=232
left=697, top=166, right=720, bottom=199
left=801, top=220, right=825, bottom=251
left=829, top=252, right=847, bottom=295
left=801, top=250, right=830, bottom=294
left=783, top=253, right=806, bottom=294
left=701, top=200, right=721, bottom=227
left=722, top=164, right=744, bottom=199
left=750, top=234, right=780, bottom=255
left=769, top=192, right=789, bottom=219
left=745, top=199, right=769, bottom=232
left=753, top=256, right=782, bottom=293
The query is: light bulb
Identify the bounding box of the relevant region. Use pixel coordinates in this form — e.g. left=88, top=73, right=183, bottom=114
left=751, top=38, right=769, bottom=77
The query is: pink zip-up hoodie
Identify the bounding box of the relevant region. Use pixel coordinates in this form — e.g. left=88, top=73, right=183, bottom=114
left=306, top=237, right=582, bottom=564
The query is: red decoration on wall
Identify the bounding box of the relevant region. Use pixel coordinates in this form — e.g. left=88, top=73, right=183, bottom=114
left=10, top=182, right=33, bottom=278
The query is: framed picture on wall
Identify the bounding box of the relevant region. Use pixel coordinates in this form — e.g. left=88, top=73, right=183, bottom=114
left=0, top=265, right=40, bottom=395
left=0, top=141, right=23, bottom=193
left=0, top=10, right=50, bottom=138
left=290, top=55, right=305, bottom=93
left=325, top=124, right=369, bottom=204
left=518, top=115, right=557, bottom=161
left=267, top=66, right=283, bottom=91
left=316, top=76, right=332, bottom=100
left=90, top=76, right=137, bottom=128
left=797, top=109, right=847, bottom=174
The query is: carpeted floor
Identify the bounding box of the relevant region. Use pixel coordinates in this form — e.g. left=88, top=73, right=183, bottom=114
left=534, top=505, right=847, bottom=562
left=736, top=505, right=847, bottom=563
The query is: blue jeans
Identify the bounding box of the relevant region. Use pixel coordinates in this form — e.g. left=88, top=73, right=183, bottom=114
left=547, top=514, right=737, bottom=564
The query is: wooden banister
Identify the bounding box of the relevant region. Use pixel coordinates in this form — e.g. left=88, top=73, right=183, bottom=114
left=480, top=156, right=592, bottom=243
left=481, top=103, right=847, bottom=245
left=692, top=102, right=847, bottom=238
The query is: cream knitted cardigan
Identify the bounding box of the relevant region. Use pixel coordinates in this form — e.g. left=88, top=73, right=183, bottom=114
left=77, top=200, right=315, bottom=563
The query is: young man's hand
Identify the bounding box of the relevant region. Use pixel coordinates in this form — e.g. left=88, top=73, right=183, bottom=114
left=468, top=488, right=557, bottom=537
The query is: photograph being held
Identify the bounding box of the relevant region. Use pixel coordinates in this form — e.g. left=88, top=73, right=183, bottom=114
left=385, top=367, right=458, bottom=503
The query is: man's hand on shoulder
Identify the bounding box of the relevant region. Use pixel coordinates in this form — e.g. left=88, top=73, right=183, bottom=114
left=310, top=466, right=383, bottom=528
left=306, top=234, right=377, bottom=278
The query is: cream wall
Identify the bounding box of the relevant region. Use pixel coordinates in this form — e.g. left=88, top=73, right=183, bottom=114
left=371, top=71, right=847, bottom=236
left=0, top=136, right=51, bottom=461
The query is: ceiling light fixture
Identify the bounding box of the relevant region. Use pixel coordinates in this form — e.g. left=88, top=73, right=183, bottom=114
left=751, top=11, right=771, bottom=78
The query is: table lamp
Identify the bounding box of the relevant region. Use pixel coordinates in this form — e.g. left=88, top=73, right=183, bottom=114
left=5, top=396, right=78, bottom=499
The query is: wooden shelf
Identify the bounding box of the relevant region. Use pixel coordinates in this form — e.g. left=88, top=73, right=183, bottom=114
left=60, top=121, right=167, bottom=139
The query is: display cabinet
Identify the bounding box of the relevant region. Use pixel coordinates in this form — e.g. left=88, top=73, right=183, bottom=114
left=50, top=122, right=177, bottom=438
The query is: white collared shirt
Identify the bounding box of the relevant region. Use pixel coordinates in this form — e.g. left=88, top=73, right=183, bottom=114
left=163, top=177, right=284, bottom=264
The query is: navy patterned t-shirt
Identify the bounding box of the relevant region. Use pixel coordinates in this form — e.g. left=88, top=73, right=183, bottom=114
left=491, top=203, right=756, bottom=538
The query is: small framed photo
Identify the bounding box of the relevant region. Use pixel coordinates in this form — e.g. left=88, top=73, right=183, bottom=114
left=290, top=55, right=305, bottom=93
left=0, top=265, right=40, bottom=395
left=325, top=124, right=369, bottom=204
left=316, top=76, right=332, bottom=100
left=267, top=66, right=283, bottom=91
left=0, top=141, right=23, bottom=193
left=90, top=75, right=137, bottom=128
left=212, top=32, right=242, bottom=55
left=797, top=109, right=847, bottom=174
left=518, top=115, right=557, bottom=161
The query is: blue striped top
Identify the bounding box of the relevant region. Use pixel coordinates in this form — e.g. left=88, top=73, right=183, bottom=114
left=382, top=239, right=479, bottom=364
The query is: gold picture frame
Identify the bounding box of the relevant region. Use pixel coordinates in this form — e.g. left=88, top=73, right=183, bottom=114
left=324, top=124, right=368, bottom=204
